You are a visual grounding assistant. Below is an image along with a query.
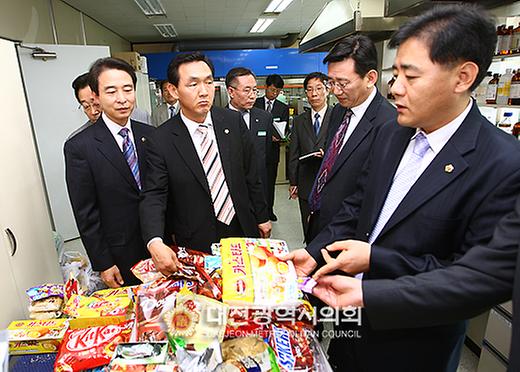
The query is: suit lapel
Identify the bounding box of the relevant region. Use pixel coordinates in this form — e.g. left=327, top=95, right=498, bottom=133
left=302, top=111, right=317, bottom=143
left=170, top=116, right=211, bottom=195
left=94, top=118, right=139, bottom=191
left=316, top=107, right=332, bottom=146
left=375, top=103, right=480, bottom=238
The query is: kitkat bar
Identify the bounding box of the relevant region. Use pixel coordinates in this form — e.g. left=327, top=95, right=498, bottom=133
left=221, top=238, right=254, bottom=305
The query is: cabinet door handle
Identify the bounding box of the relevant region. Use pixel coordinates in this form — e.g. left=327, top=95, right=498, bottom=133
left=5, top=228, right=17, bottom=257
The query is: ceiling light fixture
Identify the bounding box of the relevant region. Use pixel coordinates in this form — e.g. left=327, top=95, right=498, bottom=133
left=154, top=23, right=176, bottom=38
left=133, top=0, right=166, bottom=16
left=264, top=0, right=294, bottom=13
left=249, top=18, right=275, bottom=33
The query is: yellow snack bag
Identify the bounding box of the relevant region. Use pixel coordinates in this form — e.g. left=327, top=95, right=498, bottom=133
left=221, top=238, right=254, bottom=305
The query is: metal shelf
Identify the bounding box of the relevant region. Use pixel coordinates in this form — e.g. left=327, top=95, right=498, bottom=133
left=492, top=53, right=520, bottom=62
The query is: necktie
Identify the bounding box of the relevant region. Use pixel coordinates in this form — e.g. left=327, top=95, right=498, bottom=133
left=241, top=110, right=250, bottom=129
left=313, top=113, right=321, bottom=136
left=266, top=100, right=273, bottom=113
left=309, top=109, right=353, bottom=212
left=169, top=105, right=175, bottom=118
left=196, top=124, right=236, bottom=225
left=118, top=127, right=141, bottom=189
left=368, top=132, right=430, bottom=243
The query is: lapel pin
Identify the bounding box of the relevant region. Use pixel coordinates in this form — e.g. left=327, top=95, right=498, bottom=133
left=141, top=137, right=146, bottom=142
left=444, top=164, right=454, bottom=173
left=255, top=118, right=259, bottom=122
left=224, top=129, right=230, bottom=134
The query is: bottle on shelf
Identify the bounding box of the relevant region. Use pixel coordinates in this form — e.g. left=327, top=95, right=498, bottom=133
left=510, top=70, right=520, bottom=105
left=486, top=73, right=500, bottom=104
left=387, top=76, right=395, bottom=100
left=500, top=26, right=514, bottom=55
left=498, top=112, right=514, bottom=134
left=476, top=71, right=492, bottom=104
left=497, top=68, right=513, bottom=105
left=512, top=22, right=520, bottom=54
left=496, top=25, right=506, bottom=55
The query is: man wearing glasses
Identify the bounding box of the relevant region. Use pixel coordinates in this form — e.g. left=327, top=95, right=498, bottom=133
left=288, top=72, right=332, bottom=238
left=304, top=35, right=396, bottom=242
left=225, top=67, right=274, bottom=208
left=69, top=72, right=102, bottom=139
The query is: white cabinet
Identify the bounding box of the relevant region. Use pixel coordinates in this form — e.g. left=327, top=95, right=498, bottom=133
left=0, top=37, right=62, bottom=328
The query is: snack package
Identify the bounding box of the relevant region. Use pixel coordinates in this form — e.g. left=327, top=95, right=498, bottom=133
left=297, top=277, right=317, bottom=294
left=110, top=342, right=168, bottom=366
left=93, top=286, right=135, bottom=299
left=54, top=320, right=133, bottom=371
left=63, top=294, right=132, bottom=318
left=221, top=238, right=300, bottom=307
left=163, top=292, right=228, bottom=346
left=132, top=259, right=165, bottom=284
left=8, top=319, right=69, bottom=355
left=26, top=283, right=64, bottom=302
left=29, top=296, right=63, bottom=312
left=267, top=323, right=314, bottom=372
left=220, top=336, right=271, bottom=371
left=175, top=339, right=222, bottom=372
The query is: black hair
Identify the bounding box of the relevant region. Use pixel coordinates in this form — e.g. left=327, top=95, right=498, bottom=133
left=265, top=74, right=284, bottom=89
left=88, top=57, right=137, bottom=95
left=303, top=72, right=329, bottom=90
left=167, top=52, right=215, bottom=86
left=323, top=35, right=377, bottom=78
left=72, top=72, right=90, bottom=103
left=389, top=4, right=496, bottom=91
left=225, top=67, right=255, bottom=88
left=160, top=80, right=169, bottom=90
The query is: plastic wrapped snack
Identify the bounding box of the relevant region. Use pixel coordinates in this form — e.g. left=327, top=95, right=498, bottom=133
left=220, top=336, right=271, bottom=371
left=267, top=323, right=314, bottom=372
left=54, top=320, right=133, bottom=371
left=63, top=294, right=132, bottom=318
left=26, top=284, right=64, bottom=302
left=221, top=238, right=255, bottom=305
left=132, top=259, right=165, bottom=284
left=8, top=319, right=69, bottom=355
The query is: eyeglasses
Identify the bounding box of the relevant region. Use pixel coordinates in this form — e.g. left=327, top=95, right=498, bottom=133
left=325, top=78, right=359, bottom=91
left=230, top=86, right=258, bottom=95
left=79, top=102, right=101, bottom=111
left=305, top=85, right=326, bottom=94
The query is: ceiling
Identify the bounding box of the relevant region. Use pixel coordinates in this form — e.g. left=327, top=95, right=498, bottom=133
left=61, top=0, right=331, bottom=44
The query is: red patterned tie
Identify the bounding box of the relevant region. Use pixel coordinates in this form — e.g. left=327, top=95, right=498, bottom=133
left=309, top=109, right=353, bottom=212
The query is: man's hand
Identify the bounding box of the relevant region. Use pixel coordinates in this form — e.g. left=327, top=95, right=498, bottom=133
left=258, top=221, right=272, bottom=238
left=313, top=240, right=371, bottom=279
left=289, top=185, right=298, bottom=199
left=100, top=265, right=124, bottom=288
left=312, top=275, right=364, bottom=308
left=316, top=148, right=325, bottom=158
left=272, top=135, right=281, bottom=142
left=280, top=248, right=317, bottom=276
left=148, top=241, right=180, bottom=276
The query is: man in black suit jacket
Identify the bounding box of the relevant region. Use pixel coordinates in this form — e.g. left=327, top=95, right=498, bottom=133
left=312, top=195, right=520, bottom=371
left=254, top=74, right=290, bottom=221
left=65, top=58, right=153, bottom=287
left=225, top=67, right=273, bottom=204
left=305, top=35, right=396, bottom=243
left=288, top=72, right=332, bottom=236
left=286, top=5, right=520, bottom=372
left=140, top=53, right=271, bottom=276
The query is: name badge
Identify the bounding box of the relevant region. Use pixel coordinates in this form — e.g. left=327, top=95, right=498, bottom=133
left=257, top=130, right=267, bottom=137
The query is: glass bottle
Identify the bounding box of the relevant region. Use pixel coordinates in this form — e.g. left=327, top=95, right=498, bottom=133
left=509, top=70, right=520, bottom=105
left=498, top=112, right=514, bottom=134
left=500, top=26, right=514, bottom=55
left=486, top=73, right=500, bottom=104
left=497, top=68, right=513, bottom=105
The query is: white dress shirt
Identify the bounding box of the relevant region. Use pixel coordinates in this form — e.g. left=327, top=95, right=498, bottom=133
left=102, top=112, right=138, bottom=161
left=339, top=87, right=377, bottom=152
left=228, top=103, right=250, bottom=129
left=311, top=105, right=328, bottom=134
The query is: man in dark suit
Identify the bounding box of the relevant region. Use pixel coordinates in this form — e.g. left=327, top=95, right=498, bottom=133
left=225, top=67, right=273, bottom=206
left=65, top=58, right=153, bottom=287
left=151, top=80, right=179, bottom=127
left=140, top=53, right=271, bottom=276
left=286, top=5, right=520, bottom=372
left=305, top=35, right=396, bottom=243
left=312, top=195, right=520, bottom=371
left=288, top=72, right=332, bottom=237
left=254, top=74, right=289, bottom=221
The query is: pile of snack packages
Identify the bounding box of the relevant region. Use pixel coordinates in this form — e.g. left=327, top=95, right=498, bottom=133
left=7, top=238, right=331, bottom=371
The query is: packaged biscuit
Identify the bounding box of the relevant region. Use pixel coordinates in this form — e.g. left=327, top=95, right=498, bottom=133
left=54, top=320, right=133, bottom=371
left=221, top=238, right=255, bottom=305
left=8, top=319, right=69, bottom=354
left=26, top=283, right=64, bottom=302
left=63, top=294, right=132, bottom=318
left=93, top=286, right=135, bottom=299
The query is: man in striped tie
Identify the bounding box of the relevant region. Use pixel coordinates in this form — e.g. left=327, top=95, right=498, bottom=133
left=140, top=52, right=271, bottom=276
left=65, top=57, right=154, bottom=288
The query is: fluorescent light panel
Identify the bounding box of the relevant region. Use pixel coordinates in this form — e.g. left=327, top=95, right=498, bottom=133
left=250, top=18, right=275, bottom=33
left=154, top=23, right=176, bottom=38
left=265, top=0, right=293, bottom=13
left=133, top=0, right=166, bottom=16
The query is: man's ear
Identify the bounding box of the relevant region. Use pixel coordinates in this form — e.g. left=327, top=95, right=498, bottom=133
left=168, top=83, right=179, bottom=100
left=455, top=61, right=479, bottom=94
left=365, top=69, right=378, bottom=89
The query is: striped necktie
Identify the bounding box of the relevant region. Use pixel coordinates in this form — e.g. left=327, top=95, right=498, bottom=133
left=266, top=100, right=273, bottom=113
left=196, top=124, right=236, bottom=225
left=118, top=127, right=141, bottom=189
left=313, top=112, right=321, bottom=135
left=308, top=109, right=353, bottom=212
left=169, top=105, right=175, bottom=118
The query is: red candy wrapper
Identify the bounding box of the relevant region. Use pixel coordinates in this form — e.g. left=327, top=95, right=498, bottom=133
left=54, top=320, right=133, bottom=371
left=131, top=259, right=164, bottom=284
left=268, top=323, right=314, bottom=371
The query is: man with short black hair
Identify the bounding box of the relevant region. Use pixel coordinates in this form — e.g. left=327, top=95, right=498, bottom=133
left=225, top=67, right=272, bottom=208
left=140, top=53, right=271, bottom=276
left=254, top=73, right=289, bottom=221
left=288, top=72, right=332, bottom=236
left=68, top=72, right=101, bottom=139
left=152, top=80, right=179, bottom=127
left=65, top=57, right=154, bottom=287
left=288, top=5, right=520, bottom=371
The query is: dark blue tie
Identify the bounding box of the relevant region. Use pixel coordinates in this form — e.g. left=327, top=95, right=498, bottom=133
left=313, top=112, right=320, bottom=135
left=118, top=128, right=141, bottom=189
